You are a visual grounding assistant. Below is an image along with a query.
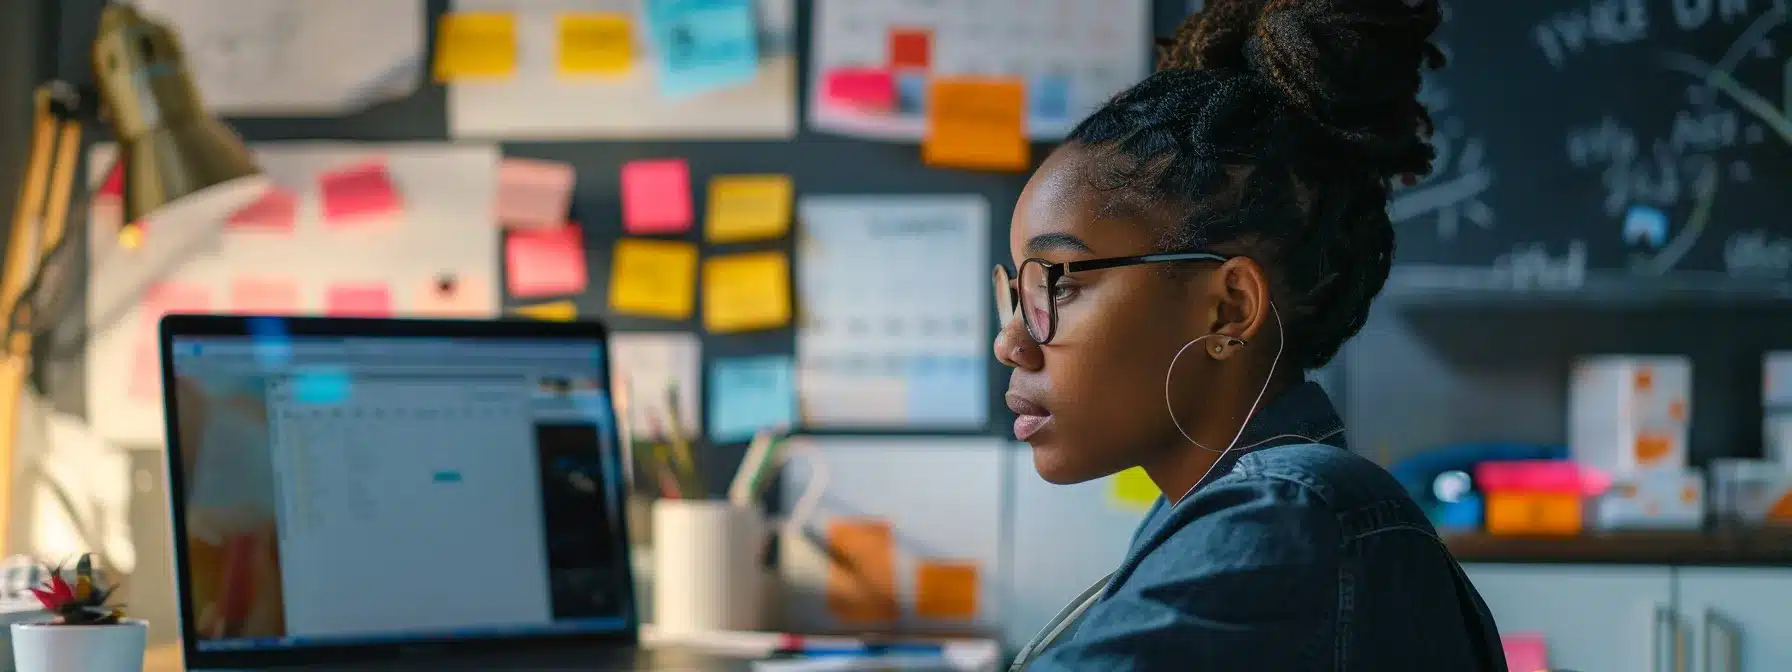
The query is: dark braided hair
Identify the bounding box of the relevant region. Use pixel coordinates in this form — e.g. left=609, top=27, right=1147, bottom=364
left=1071, top=0, right=1446, bottom=370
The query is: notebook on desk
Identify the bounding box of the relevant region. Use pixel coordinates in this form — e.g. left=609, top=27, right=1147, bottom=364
left=157, top=315, right=748, bottom=671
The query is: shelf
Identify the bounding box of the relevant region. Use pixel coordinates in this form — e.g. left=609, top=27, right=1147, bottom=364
left=1380, top=273, right=1792, bottom=313
left=1445, top=530, right=1792, bottom=566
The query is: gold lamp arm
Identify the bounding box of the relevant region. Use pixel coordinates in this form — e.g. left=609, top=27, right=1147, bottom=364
left=0, top=85, right=85, bottom=555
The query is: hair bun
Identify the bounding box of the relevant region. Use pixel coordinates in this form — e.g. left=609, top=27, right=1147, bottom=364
left=1244, top=0, right=1446, bottom=178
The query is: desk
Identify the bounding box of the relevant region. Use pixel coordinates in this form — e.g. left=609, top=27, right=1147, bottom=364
left=145, top=643, right=179, bottom=672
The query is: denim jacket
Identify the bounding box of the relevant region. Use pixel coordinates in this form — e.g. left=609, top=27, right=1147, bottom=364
left=1016, top=382, right=1506, bottom=671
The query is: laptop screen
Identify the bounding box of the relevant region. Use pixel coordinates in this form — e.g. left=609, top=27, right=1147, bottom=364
left=166, top=331, right=633, bottom=652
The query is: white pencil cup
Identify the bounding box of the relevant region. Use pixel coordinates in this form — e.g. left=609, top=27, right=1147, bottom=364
left=10, top=620, right=146, bottom=672
left=651, top=499, right=769, bottom=634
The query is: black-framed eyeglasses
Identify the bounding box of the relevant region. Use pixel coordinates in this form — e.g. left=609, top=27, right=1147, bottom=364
left=994, top=252, right=1232, bottom=345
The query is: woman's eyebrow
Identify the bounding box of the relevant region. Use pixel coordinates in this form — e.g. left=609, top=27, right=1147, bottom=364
left=1025, top=232, right=1093, bottom=256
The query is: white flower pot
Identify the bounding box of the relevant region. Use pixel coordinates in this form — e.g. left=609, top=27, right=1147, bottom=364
left=10, top=619, right=145, bottom=672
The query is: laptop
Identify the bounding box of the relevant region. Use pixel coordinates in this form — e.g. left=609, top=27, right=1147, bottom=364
left=158, top=315, right=749, bottom=670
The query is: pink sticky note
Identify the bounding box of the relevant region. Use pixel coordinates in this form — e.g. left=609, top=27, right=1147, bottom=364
left=620, top=159, right=693, bottom=234
left=131, top=283, right=212, bottom=400
left=318, top=160, right=402, bottom=226
left=823, top=68, right=896, bottom=112
left=227, top=187, right=299, bottom=232
left=1501, top=633, right=1547, bottom=672
left=325, top=283, right=393, bottom=317
left=414, top=274, right=489, bottom=317
left=229, top=278, right=299, bottom=315
left=505, top=225, right=589, bottom=298
left=496, top=158, right=576, bottom=229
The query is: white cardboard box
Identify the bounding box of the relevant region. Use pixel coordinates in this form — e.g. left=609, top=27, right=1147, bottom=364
left=1570, top=356, right=1692, bottom=476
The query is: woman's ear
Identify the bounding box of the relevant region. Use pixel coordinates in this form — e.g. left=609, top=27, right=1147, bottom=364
left=1210, top=256, right=1272, bottom=348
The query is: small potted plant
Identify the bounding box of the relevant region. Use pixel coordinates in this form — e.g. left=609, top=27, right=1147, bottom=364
left=10, top=554, right=145, bottom=672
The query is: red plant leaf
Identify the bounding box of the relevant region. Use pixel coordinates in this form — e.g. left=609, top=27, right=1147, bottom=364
left=28, top=587, right=59, bottom=610
left=48, top=574, right=73, bottom=602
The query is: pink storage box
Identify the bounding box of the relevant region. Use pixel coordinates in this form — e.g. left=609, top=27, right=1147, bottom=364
left=1476, top=460, right=1611, bottom=497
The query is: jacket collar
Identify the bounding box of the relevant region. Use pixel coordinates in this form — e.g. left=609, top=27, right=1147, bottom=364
left=1182, top=380, right=1346, bottom=496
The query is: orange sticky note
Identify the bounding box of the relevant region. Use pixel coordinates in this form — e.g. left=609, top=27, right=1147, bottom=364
left=914, top=560, right=979, bottom=621
left=325, top=283, right=393, bottom=317
left=923, top=77, right=1029, bottom=172
left=620, top=159, right=693, bottom=234
left=506, top=225, right=590, bottom=298
left=318, top=160, right=402, bottom=226
left=701, top=251, right=790, bottom=333
left=496, top=158, right=575, bottom=229
left=414, top=274, right=490, bottom=317
left=226, top=187, right=298, bottom=232
left=228, top=278, right=299, bottom=315
left=826, top=518, right=898, bottom=625
left=608, top=238, right=697, bottom=320
left=132, top=283, right=211, bottom=400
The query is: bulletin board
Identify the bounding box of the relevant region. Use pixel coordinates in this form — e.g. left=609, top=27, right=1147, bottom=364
left=28, top=0, right=1221, bottom=650
left=45, top=0, right=1196, bottom=453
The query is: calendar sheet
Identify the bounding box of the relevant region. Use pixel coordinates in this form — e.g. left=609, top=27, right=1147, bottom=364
left=806, top=0, right=1153, bottom=141
left=85, top=143, right=501, bottom=445
left=447, top=0, right=798, bottom=140
left=795, top=196, right=989, bottom=429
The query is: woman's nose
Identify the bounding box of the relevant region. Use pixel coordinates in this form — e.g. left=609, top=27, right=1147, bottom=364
left=994, top=316, right=1042, bottom=370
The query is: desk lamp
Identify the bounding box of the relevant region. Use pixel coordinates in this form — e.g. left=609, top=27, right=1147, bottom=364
left=0, top=3, right=268, bottom=553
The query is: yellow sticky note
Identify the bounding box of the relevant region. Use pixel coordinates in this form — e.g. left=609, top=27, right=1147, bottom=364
left=609, top=239, right=698, bottom=320
left=702, top=251, right=791, bottom=333
left=922, top=77, right=1029, bottom=172
left=434, top=12, right=519, bottom=81
left=558, top=13, right=634, bottom=76
left=513, top=300, right=577, bottom=322
left=705, top=174, right=793, bottom=243
left=1110, top=467, right=1160, bottom=511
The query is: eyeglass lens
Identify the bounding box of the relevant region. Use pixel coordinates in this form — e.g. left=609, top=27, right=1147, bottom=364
left=1017, top=260, right=1052, bottom=343
left=992, top=266, right=1015, bottom=328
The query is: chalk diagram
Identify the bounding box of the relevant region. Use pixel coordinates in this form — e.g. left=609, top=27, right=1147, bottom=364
left=1568, top=1, right=1788, bottom=276
left=1389, top=27, right=1496, bottom=241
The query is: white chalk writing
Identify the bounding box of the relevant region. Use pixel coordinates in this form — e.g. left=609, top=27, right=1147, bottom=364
left=1389, top=132, right=1494, bottom=240
left=1671, top=0, right=1755, bottom=31
left=1725, top=230, right=1792, bottom=278
left=1669, top=107, right=1744, bottom=152
left=1567, top=116, right=1638, bottom=168
left=1494, top=241, right=1588, bottom=290
left=1534, top=0, right=1651, bottom=70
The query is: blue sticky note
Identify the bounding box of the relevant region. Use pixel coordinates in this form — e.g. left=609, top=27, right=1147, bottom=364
left=905, top=356, right=986, bottom=427
left=896, top=71, right=929, bottom=114
left=645, top=0, right=759, bottom=97
left=708, top=355, right=796, bottom=444
left=1030, top=73, right=1071, bottom=121
left=292, top=368, right=352, bottom=405
left=1623, top=205, right=1668, bottom=248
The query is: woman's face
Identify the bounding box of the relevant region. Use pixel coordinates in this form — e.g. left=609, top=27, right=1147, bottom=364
left=997, top=146, right=1238, bottom=485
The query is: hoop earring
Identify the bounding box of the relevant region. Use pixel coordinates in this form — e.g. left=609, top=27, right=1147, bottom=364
left=1162, top=303, right=1286, bottom=498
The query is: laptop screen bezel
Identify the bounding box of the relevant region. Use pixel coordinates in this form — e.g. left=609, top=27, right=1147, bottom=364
left=159, top=314, right=640, bottom=669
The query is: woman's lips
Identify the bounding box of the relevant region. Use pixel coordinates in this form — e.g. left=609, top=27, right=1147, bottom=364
left=1013, top=414, right=1052, bottom=441
left=1006, top=393, right=1051, bottom=441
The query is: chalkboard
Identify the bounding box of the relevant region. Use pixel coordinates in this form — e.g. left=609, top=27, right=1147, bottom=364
left=1388, top=0, right=1792, bottom=296
left=43, top=0, right=1191, bottom=454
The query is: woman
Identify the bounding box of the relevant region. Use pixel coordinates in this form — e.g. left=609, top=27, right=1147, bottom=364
left=997, top=1, right=1505, bottom=669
